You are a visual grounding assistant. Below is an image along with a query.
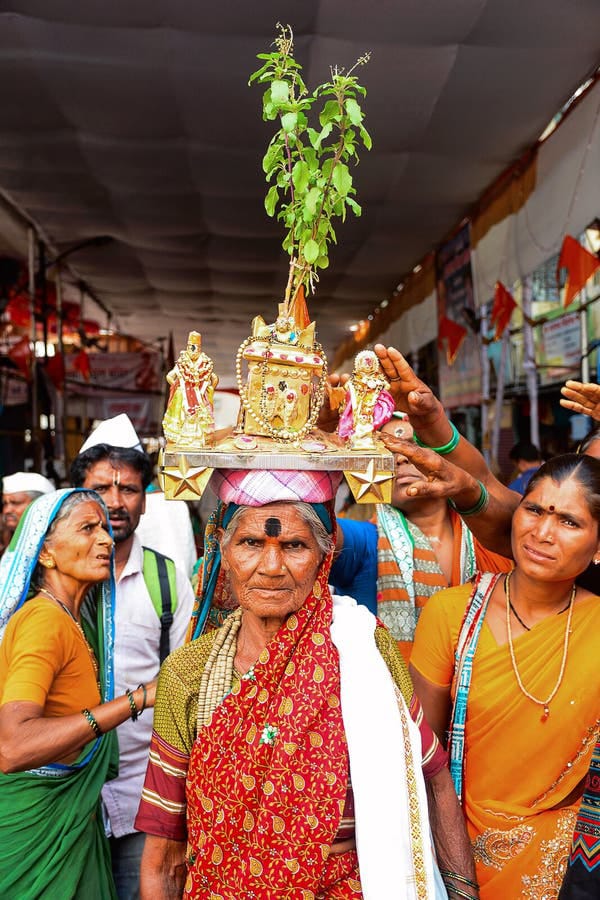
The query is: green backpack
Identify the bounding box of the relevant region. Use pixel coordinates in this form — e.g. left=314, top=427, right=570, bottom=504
left=142, top=547, right=177, bottom=664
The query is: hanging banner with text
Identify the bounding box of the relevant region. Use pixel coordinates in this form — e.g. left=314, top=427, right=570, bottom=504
left=65, top=351, right=163, bottom=434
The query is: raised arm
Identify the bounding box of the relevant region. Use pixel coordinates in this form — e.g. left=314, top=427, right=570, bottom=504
left=374, top=344, right=507, bottom=492
left=560, top=380, right=600, bottom=421
left=379, top=434, right=517, bottom=559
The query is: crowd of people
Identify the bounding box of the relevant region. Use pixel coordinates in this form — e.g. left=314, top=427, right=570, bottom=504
left=0, top=349, right=598, bottom=899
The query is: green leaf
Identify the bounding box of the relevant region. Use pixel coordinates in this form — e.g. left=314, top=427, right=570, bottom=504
left=314, top=123, right=333, bottom=149
left=359, top=125, right=372, bottom=150
left=262, top=141, right=282, bottom=174
left=264, top=185, right=279, bottom=216
left=304, top=187, right=321, bottom=219
left=345, top=98, right=363, bottom=125
left=292, top=160, right=310, bottom=193
left=307, top=127, right=320, bottom=149
left=303, top=239, right=319, bottom=263
left=281, top=111, right=298, bottom=134
left=332, top=164, right=352, bottom=197
left=346, top=197, right=362, bottom=216
left=302, top=147, right=318, bottom=171
left=319, top=100, right=341, bottom=126
left=316, top=255, right=329, bottom=269
left=271, top=80, right=290, bottom=104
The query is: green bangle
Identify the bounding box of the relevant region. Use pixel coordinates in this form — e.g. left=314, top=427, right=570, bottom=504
left=444, top=886, right=479, bottom=900
left=137, top=683, right=147, bottom=715
left=439, top=870, right=480, bottom=891
left=448, top=480, right=489, bottom=516
left=126, top=688, right=139, bottom=722
left=82, top=708, right=102, bottom=737
left=413, top=421, right=460, bottom=455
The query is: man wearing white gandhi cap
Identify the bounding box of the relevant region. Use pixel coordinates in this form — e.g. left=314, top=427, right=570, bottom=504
left=70, top=413, right=195, bottom=900
left=2, top=471, right=55, bottom=541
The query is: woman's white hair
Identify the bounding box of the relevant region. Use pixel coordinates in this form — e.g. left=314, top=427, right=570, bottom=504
left=220, top=501, right=334, bottom=558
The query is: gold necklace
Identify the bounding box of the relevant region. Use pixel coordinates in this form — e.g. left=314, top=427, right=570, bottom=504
left=39, top=587, right=100, bottom=682
left=505, top=570, right=575, bottom=722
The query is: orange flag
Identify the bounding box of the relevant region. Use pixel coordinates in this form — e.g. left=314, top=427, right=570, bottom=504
left=557, top=235, right=600, bottom=308
left=289, top=283, right=311, bottom=330
left=491, top=281, right=517, bottom=340
left=438, top=315, right=467, bottom=365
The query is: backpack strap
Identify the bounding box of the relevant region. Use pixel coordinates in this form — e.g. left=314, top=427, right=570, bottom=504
left=142, top=547, right=177, bottom=665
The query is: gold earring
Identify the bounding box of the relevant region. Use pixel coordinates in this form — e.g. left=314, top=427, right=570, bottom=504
left=42, top=557, right=55, bottom=569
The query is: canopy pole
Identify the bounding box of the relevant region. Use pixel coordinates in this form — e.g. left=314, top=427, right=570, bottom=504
left=27, top=227, right=41, bottom=470
left=522, top=275, right=540, bottom=449
left=491, top=327, right=509, bottom=467
left=55, top=266, right=68, bottom=475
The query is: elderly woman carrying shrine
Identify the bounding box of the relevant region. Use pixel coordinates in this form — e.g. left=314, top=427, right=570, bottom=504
left=135, top=465, right=477, bottom=899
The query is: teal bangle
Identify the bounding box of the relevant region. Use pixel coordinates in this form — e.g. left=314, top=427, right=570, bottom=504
left=448, top=480, right=489, bottom=517
left=413, top=421, right=460, bottom=455
left=82, top=707, right=102, bottom=737
left=137, top=683, right=147, bottom=715
left=126, top=688, right=139, bottom=722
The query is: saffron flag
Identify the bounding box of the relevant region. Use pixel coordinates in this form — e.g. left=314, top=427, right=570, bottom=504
left=45, top=353, right=65, bottom=391
left=557, top=235, right=600, bottom=308
left=289, top=283, right=311, bottom=331
left=8, top=336, right=32, bottom=379
left=72, top=348, right=91, bottom=381
left=438, top=315, right=467, bottom=365
left=491, top=281, right=517, bottom=340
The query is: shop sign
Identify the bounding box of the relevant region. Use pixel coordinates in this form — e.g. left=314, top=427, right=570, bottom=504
left=537, top=312, right=580, bottom=386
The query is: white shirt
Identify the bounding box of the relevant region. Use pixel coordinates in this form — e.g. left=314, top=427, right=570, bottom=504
left=136, top=491, right=197, bottom=578
left=101, top=533, right=195, bottom=838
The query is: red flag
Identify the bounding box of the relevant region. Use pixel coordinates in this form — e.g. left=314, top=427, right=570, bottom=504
left=557, top=235, right=600, bottom=308
left=8, top=336, right=32, bottom=379
left=438, top=315, right=467, bottom=365
left=491, top=281, right=517, bottom=340
left=45, top=352, right=65, bottom=390
left=72, top=349, right=91, bottom=381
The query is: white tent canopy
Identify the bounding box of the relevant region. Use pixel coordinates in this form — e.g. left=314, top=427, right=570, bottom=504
left=0, top=2, right=599, bottom=381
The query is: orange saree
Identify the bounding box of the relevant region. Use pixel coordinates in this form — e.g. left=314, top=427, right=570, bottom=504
left=411, top=584, right=600, bottom=900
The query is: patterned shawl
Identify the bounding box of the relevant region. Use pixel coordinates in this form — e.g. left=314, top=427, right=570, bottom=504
left=376, top=503, right=475, bottom=657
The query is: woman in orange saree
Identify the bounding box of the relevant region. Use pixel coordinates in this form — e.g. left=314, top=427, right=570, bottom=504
left=410, top=454, right=600, bottom=899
